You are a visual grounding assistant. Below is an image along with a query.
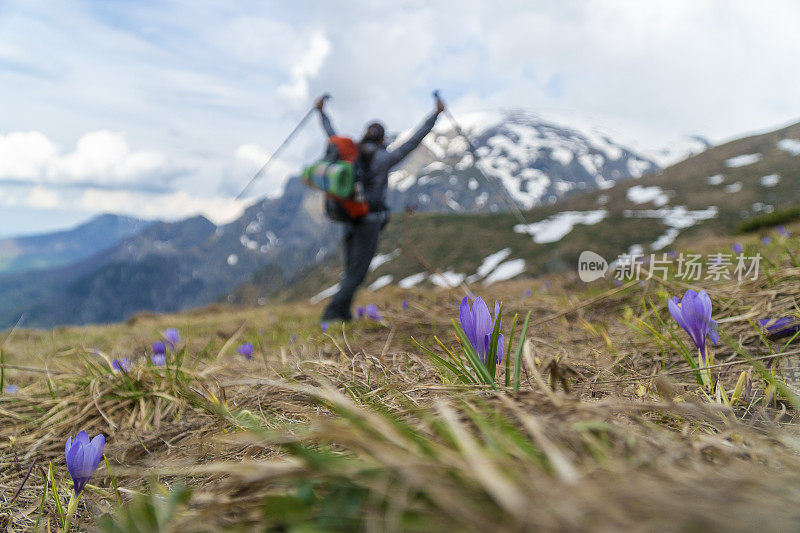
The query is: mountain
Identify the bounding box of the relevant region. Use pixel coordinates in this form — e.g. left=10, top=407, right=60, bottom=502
left=17, top=105, right=776, bottom=329
left=0, top=178, right=337, bottom=328
left=233, top=119, right=800, bottom=304
left=0, top=214, right=147, bottom=274
left=385, top=109, right=661, bottom=213
left=0, top=109, right=674, bottom=328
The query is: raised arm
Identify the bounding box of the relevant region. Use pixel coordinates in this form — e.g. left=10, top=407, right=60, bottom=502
left=385, top=98, right=445, bottom=167
left=385, top=112, right=438, bottom=167
left=315, top=95, right=336, bottom=137
left=318, top=110, right=336, bottom=137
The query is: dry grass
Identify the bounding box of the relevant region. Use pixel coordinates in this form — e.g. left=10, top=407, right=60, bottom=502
left=2, top=237, right=800, bottom=531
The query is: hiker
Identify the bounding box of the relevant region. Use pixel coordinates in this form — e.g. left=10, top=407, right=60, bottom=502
left=316, top=94, right=445, bottom=322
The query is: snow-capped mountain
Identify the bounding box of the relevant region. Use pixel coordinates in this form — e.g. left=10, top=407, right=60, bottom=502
left=386, top=109, right=662, bottom=213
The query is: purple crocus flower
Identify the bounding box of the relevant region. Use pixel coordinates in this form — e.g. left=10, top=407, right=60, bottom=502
left=762, top=236, right=772, bottom=245
left=152, top=341, right=166, bottom=355
left=668, top=290, right=719, bottom=357
left=321, top=321, right=329, bottom=333
left=163, top=328, right=180, bottom=350
left=237, top=342, right=254, bottom=360
left=289, top=334, right=298, bottom=345
left=356, top=306, right=365, bottom=319
left=402, top=299, right=409, bottom=312
left=778, top=225, right=789, bottom=236
left=732, top=243, right=743, bottom=254
left=365, top=304, right=382, bottom=321
left=111, top=358, right=131, bottom=373
left=759, top=317, right=800, bottom=339
left=524, top=288, right=533, bottom=297
left=459, top=296, right=504, bottom=364
left=5, top=384, right=17, bottom=394
left=613, top=279, right=623, bottom=287
left=65, top=431, right=105, bottom=495
left=151, top=353, right=166, bottom=367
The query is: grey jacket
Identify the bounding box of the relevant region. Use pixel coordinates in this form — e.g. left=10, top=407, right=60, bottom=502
left=318, top=110, right=439, bottom=212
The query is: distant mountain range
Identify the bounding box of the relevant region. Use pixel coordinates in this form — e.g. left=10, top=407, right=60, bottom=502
left=0, top=214, right=147, bottom=274
left=0, top=178, right=335, bottom=328
left=0, top=109, right=723, bottom=328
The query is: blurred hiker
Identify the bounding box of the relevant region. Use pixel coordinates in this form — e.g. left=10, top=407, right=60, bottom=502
left=316, top=94, right=445, bottom=322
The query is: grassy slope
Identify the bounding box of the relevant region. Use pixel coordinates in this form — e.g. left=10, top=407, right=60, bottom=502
left=3, top=222, right=800, bottom=530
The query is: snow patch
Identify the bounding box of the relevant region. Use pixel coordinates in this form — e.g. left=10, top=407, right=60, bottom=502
left=466, top=248, right=512, bottom=283
left=226, top=254, right=238, bottom=266
left=483, top=259, right=526, bottom=286
left=623, top=206, right=718, bottom=229
left=651, top=228, right=680, bottom=251
left=398, top=272, right=426, bottom=289
left=369, top=248, right=401, bottom=271
left=725, top=154, right=761, bottom=168
left=627, top=158, right=652, bottom=178
left=760, top=174, right=780, bottom=187
left=724, top=182, right=742, bottom=193
left=626, top=185, right=669, bottom=206
left=421, top=161, right=446, bottom=173
left=706, top=174, right=725, bottom=185
left=550, top=147, right=573, bottom=165
left=514, top=210, right=608, bottom=244
left=389, top=169, right=416, bottom=192
left=778, top=139, right=800, bottom=156
left=368, top=275, right=393, bottom=292
left=310, top=283, right=340, bottom=304
left=429, top=271, right=465, bottom=288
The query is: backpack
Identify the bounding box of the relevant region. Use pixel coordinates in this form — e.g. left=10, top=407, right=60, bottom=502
left=302, top=136, right=369, bottom=222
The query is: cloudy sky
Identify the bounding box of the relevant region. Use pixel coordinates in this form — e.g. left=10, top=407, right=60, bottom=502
left=1, top=0, right=799, bottom=237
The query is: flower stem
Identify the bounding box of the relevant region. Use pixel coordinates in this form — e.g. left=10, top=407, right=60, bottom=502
left=63, top=491, right=81, bottom=531
left=699, top=348, right=712, bottom=390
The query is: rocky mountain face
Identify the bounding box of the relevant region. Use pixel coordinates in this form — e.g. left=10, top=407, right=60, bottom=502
left=385, top=109, right=663, bottom=213
left=0, top=179, right=336, bottom=328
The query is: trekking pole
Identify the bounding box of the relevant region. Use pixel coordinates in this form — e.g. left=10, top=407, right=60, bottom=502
left=432, top=90, right=530, bottom=226
left=235, top=94, right=330, bottom=201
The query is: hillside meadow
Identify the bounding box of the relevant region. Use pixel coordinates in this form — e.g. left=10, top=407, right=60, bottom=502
left=1, top=222, right=800, bottom=531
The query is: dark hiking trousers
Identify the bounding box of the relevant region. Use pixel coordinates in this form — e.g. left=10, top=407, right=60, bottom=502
left=323, top=212, right=387, bottom=321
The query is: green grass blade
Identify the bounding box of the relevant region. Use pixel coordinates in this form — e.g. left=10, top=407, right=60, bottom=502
left=48, top=461, right=65, bottom=527
left=485, top=302, right=503, bottom=381
left=434, top=336, right=474, bottom=377
left=505, top=313, right=519, bottom=388
left=452, top=320, right=496, bottom=387
left=412, top=337, right=475, bottom=384
left=513, top=311, right=532, bottom=393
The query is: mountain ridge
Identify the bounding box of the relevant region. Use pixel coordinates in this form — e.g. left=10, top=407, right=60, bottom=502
left=0, top=213, right=148, bottom=274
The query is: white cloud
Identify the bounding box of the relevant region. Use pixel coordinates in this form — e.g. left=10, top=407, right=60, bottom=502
left=76, top=189, right=246, bottom=223
left=0, top=184, right=247, bottom=225
left=0, top=130, right=173, bottom=188
left=2, top=0, right=800, bottom=235
left=27, top=186, right=60, bottom=209
left=50, top=131, right=167, bottom=186
left=277, top=32, right=331, bottom=106
left=0, top=132, right=57, bottom=179
left=224, top=143, right=296, bottom=197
